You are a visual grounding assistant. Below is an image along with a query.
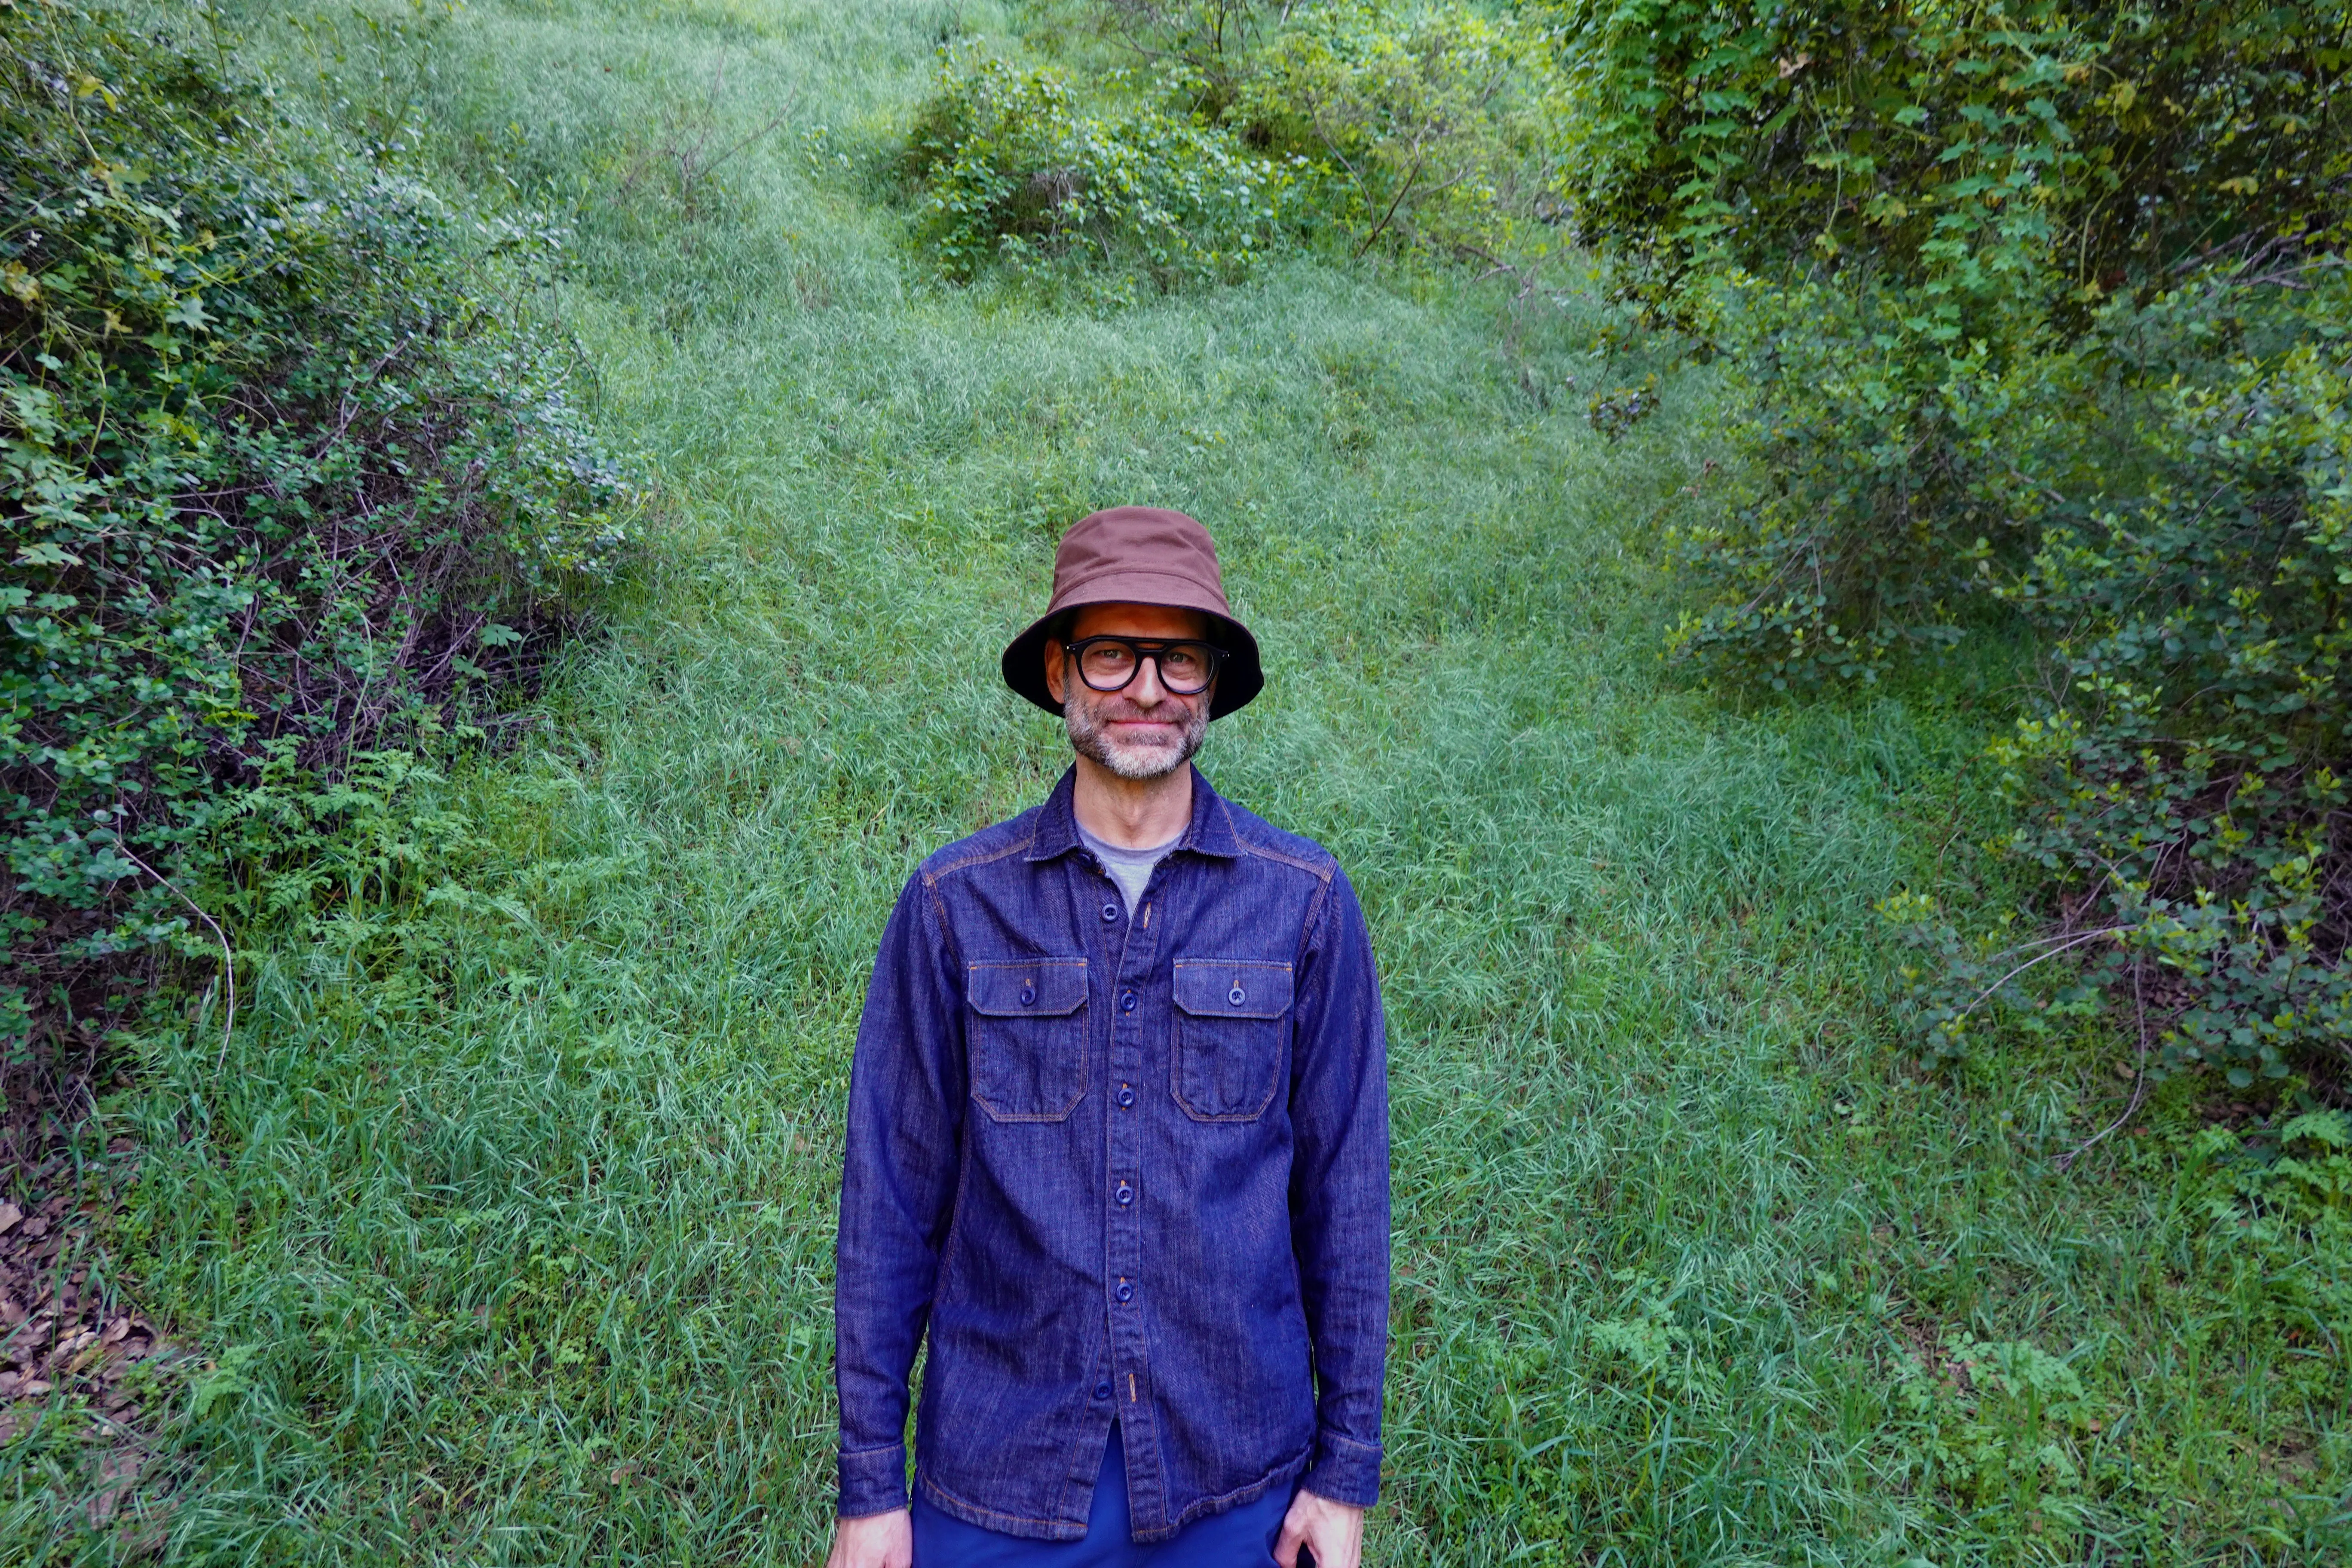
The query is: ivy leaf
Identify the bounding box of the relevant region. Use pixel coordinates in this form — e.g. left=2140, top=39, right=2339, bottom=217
left=162, top=293, right=214, bottom=331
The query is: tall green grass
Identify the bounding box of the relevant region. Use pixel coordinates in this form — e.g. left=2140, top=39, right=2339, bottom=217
left=5, top=1, right=2344, bottom=1562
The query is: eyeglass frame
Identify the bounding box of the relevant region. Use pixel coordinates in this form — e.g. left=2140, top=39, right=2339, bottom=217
left=1057, top=634, right=1228, bottom=697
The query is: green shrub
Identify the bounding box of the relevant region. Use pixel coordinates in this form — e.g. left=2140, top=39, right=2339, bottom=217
left=1862, top=275, right=2349, bottom=1081
left=1544, top=0, right=2349, bottom=310
left=1235, top=1, right=1547, bottom=264
left=1659, top=276, right=2034, bottom=689
left=902, top=48, right=1286, bottom=294
left=1987, top=281, right=2352, bottom=1085
left=1544, top=0, right=2350, bottom=692
left=902, top=4, right=1553, bottom=292
left=1, top=3, right=632, bottom=1109
left=1544, top=0, right=2352, bottom=1082
left=1094, top=0, right=1273, bottom=117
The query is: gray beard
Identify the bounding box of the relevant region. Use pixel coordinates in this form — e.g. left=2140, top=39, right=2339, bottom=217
left=1063, top=689, right=1208, bottom=781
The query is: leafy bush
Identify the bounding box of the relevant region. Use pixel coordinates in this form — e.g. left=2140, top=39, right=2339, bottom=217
left=1860, top=275, right=2351, bottom=1084
left=1, top=3, right=632, bottom=1133
left=1987, top=282, right=2352, bottom=1084
left=1658, top=277, right=2028, bottom=689
left=1543, top=0, right=2349, bottom=692
left=1234, top=1, right=1547, bottom=264
left=1546, top=0, right=2352, bottom=1084
left=1546, top=0, right=2349, bottom=309
left=900, top=3, right=1551, bottom=291
left=1592, top=0, right=2350, bottom=686
left=1095, top=0, right=1271, bottom=115
left=903, top=48, right=1286, bottom=294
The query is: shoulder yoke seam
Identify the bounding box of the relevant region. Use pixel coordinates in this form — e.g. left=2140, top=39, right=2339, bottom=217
left=923, top=833, right=1036, bottom=884
left=1221, top=799, right=1335, bottom=882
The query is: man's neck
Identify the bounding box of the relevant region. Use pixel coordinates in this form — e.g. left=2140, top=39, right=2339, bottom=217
left=1070, top=757, right=1193, bottom=850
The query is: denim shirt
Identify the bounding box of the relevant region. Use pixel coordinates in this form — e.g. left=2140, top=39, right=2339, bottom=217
left=834, top=766, right=1390, bottom=1543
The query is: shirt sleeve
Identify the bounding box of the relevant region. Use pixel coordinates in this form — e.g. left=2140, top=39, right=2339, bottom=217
left=1286, top=865, right=1390, bottom=1507
left=833, top=870, right=966, bottom=1518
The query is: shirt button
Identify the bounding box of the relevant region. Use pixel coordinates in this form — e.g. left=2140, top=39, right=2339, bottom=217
left=1114, top=1181, right=1133, bottom=1207
left=1115, top=1086, right=1136, bottom=1109
left=1115, top=1280, right=1134, bottom=1303
left=1120, top=990, right=1137, bottom=1012
left=1101, top=903, right=1118, bottom=922
left=1093, top=1380, right=1113, bottom=1400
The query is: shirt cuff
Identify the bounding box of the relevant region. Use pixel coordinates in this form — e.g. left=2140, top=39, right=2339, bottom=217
left=837, top=1442, right=909, bottom=1518
left=1303, top=1428, right=1382, bottom=1507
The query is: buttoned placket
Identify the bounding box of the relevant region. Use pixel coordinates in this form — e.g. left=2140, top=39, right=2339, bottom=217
left=1088, top=846, right=1169, bottom=1534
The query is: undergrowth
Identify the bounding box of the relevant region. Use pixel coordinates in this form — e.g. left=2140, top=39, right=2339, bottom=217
left=1543, top=0, right=2352, bottom=1090
left=0, top=0, right=635, bottom=1156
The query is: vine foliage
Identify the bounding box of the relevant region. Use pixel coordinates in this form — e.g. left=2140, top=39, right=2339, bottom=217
left=1545, top=0, right=2352, bottom=1085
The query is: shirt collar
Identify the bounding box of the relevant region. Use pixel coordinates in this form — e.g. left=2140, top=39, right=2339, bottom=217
left=1025, top=764, right=1243, bottom=862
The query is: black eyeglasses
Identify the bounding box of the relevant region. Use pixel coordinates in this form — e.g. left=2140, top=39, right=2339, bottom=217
left=1062, top=636, right=1227, bottom=696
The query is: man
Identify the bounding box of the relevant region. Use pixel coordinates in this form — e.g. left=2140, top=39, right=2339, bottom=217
left=826, top=507, right=1390, bottom=1568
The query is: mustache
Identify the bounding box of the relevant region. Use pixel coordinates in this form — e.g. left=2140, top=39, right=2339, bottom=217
left=1078, top=695, right=1192, bottom=725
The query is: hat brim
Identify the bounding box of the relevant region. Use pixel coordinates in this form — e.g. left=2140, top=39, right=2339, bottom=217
left=1001, top=579, right=1263, bottom=721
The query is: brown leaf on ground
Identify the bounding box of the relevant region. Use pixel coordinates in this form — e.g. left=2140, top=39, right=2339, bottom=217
left=0, top=1148, right=184, bottom=1544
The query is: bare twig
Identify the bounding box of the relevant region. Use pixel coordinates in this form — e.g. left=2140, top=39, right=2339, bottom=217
left=2056, top=957, right=2152, bottom=1172
left=111, top=835, right=235, bottom=1074
left=1948, top=925, right=2133, bottom=1026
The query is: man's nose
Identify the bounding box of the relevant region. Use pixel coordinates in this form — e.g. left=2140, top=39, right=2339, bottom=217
left=1127, top=654, right=1171, bottom=705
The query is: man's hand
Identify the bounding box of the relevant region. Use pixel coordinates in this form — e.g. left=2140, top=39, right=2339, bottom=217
left=1274, top=1489, right=1365, bottom=1568
left=824, top=1508, right=910, bottom=1568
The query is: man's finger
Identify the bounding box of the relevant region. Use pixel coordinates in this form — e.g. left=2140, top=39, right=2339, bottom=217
left=1273, top=1512, right=1307, bottom=1568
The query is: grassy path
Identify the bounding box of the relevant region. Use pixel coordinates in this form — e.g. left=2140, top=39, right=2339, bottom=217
left=21, top=2, right=2343, bottom=1563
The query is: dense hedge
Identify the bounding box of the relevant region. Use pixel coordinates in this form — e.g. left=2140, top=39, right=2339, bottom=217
left=1540, top=0, right=2351, bottom=1086
left=2, top=3, right=631, bottom=1136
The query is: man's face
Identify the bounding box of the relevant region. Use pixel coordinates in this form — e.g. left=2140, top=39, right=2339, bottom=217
left=1044, top=602, right=1215, bottom=782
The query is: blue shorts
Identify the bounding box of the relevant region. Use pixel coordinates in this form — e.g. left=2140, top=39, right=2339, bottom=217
left=910, top=1423, right=1294, bottom=1567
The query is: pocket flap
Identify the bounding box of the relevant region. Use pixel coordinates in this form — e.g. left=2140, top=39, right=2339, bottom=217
left=1173, top=959, right=1293, bottom=1019
left=967, top=959, right=1088, bottom=1017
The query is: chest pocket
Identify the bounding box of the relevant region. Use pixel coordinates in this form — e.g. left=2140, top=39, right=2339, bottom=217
left=966, top=959, right=1089, bottom=1122
left=1171, top=959, right=1293, bottom=1122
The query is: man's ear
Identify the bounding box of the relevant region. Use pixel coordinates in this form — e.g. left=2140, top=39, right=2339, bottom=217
left=1043, top=638, right=1066, bottom=707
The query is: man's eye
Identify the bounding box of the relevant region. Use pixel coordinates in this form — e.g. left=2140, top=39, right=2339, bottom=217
left=1083, top=645, right=1135, bottom=671
left=1161, top=648, right=1203, bottom=676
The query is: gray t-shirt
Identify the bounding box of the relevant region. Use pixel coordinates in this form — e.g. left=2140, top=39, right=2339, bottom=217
left=1077, top=823, right=1180, bottom=919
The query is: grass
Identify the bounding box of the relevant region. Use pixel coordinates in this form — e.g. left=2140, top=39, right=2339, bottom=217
left=3, top=0, right=2347, bottom=1562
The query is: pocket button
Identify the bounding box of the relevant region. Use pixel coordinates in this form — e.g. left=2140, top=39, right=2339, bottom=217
left=1228, top=984, right=1246, bottom=1006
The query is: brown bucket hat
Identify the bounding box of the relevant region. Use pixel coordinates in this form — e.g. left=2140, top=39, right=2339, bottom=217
left=1001, top=506, right=1264, bottom=720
